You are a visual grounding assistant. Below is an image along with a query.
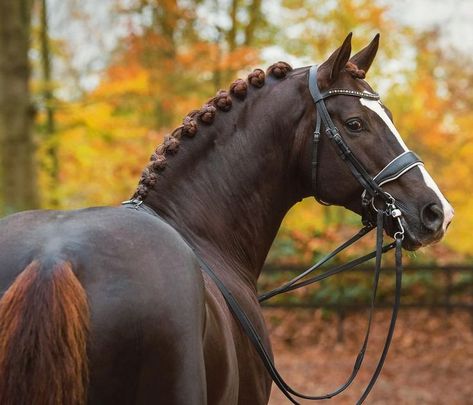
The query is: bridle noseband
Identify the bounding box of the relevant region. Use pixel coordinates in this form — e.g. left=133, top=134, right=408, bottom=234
left=123, top=65, right=426, bottom=405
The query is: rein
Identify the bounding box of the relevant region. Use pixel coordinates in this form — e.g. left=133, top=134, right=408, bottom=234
left=122, top=65, right=424, bottom=404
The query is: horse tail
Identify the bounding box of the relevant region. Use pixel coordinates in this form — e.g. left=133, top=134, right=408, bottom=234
left=0, top=260, right=89, bottom=405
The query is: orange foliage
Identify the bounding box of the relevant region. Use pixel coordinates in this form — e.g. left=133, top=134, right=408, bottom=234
left=32, top=1, right=473, bottom=261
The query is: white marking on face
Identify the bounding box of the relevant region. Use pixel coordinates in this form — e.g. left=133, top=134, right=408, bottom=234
left=360, top=98, right=409, bottom=151
left=360, top=98, right=454, bottom=231
left=418, top=167, right=454, bottom=230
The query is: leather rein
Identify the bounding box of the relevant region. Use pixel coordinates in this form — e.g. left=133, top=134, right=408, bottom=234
left=123, top=65, right=424, bottom=404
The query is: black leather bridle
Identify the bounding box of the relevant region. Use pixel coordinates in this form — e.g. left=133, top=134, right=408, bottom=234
left=123, top=65, right=426, bottom=404
left=308, top=65, right=423, bottom=225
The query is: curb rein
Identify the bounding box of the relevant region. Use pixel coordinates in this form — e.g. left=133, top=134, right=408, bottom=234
left=123, top=65, right=424, bottom=405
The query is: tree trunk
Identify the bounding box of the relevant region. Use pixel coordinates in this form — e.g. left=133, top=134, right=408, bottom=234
left=0, top=0, right=38, bottom=214
left=244, top=0, right=262, bottom=46
left=40, top=0, right=59, bottom=207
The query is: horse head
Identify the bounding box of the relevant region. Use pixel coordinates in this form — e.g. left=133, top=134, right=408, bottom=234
left=294, top=33, right=454, bottom=250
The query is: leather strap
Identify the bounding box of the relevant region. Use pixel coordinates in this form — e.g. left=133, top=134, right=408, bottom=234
left=259, top=224, right=374, bottom=302
left=356, top=236, right=403, bottom=404
left=258, top=211, right=403, bottom=403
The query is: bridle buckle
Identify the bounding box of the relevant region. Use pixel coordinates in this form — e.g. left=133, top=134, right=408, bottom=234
left=385, top=198, right=405, bottom=240
left=391, top=208, right=402, bottom=218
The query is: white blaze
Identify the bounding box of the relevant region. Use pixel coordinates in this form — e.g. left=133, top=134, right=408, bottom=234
left=360, top=98, right=454, bottom=231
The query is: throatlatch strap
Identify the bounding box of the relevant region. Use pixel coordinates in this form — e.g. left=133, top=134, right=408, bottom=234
left=311, top=114, right=322, bottom=203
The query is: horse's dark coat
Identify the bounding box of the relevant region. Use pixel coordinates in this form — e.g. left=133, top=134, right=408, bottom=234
left=0, top=35, right=451, bottom=405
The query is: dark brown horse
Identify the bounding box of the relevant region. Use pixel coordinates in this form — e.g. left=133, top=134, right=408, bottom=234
left=0, top=34, right=453, bottom=405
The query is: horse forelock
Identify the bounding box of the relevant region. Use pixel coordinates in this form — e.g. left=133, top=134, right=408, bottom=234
left=133, top=61, right=294, bottom=200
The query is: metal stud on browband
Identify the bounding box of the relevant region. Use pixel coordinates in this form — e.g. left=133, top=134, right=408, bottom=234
left=325, top=89, right=380, bottom=100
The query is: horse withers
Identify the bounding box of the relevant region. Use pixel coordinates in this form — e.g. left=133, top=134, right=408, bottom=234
left=0, top=34, right=453, bottom=405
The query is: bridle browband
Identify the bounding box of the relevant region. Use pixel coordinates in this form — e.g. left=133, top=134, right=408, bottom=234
left=122, top=65, right=426, bottom=405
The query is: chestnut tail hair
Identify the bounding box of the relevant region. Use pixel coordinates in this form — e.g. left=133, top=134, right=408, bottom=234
left=0, top=260, right=89, bottom=405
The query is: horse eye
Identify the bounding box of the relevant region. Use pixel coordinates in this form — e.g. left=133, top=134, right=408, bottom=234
left=345, top=119, right=363, bottom=132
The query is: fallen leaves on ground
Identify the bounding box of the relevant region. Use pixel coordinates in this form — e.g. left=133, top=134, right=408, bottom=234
left=264, top=308, right=473, bottom=404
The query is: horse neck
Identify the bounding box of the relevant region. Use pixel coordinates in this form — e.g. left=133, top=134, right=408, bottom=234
left=143, top=82, right=307, bottom=288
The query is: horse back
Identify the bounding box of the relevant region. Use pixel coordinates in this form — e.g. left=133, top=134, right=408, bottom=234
left=0, top=207, right=208, bottom=404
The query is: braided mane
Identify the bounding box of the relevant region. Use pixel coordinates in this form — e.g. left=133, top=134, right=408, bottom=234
left=345, top=61, right=366, bottom=79
left=133, top=61, right=364, bottom=200
left=133, top=61, right=293, bottom=200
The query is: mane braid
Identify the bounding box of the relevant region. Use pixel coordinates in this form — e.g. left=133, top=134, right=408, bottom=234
left=133, top=61, right=293, bottom=200
left=345, top=61, right=366, bottom=79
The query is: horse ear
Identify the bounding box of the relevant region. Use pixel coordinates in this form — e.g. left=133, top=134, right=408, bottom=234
left=350, top=34, right=380, bottom=75
left=319, top=33, right=352, bottom=83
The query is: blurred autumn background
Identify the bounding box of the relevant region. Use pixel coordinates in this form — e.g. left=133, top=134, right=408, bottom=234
left=0, top=0, right=472, bottom=403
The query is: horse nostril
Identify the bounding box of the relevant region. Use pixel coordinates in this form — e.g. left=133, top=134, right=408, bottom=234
left=421, top=203, right=444, bottom=233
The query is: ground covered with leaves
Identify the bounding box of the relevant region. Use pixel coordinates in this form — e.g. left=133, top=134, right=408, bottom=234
left=264, top=308, right=473, bottom=404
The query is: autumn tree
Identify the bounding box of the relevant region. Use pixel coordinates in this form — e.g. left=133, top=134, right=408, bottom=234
left=386, top=31, right=473, bottom=255
left=30, top=0, right=472, bottom=260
